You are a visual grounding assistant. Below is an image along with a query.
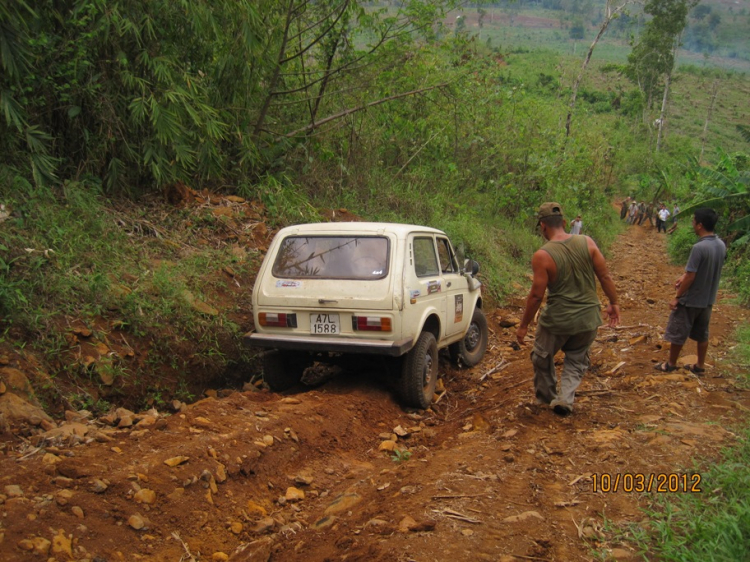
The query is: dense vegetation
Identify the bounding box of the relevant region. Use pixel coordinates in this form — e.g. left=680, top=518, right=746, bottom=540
left=1, top=0, right=749, bottom=557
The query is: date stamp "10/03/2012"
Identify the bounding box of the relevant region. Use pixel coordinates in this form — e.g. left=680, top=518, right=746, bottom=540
left=592, top=473, right=702, bottom=493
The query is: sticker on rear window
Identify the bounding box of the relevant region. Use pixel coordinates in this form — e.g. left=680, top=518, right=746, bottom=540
left=276, top=280, right=301, bottom=288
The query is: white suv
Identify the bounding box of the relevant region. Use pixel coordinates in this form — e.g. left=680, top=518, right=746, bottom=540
left=244, top=222, right=488, bottom=408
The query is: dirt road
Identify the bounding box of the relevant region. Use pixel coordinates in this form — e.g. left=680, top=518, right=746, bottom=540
left=1, top=220, right=748, bottom=561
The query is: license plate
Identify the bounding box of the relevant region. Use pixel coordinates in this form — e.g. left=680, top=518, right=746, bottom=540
left=310, top=313, right=340, bottom=335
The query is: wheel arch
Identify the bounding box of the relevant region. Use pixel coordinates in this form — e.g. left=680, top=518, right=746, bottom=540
left=420, top=313, right=441, bottom=341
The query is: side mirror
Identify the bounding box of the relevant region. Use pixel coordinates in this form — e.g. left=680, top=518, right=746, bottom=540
left=464, top=259, right=480, bottom=276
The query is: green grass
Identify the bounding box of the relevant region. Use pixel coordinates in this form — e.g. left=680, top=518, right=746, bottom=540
left=666, top=221, right=698, bottom=264
left=627, top=431, right=750, bottom=560
left=0, top=171, right=258, bottom=411
left=733, top=324, right=750, bottom=388
left=451, top=4, right=750, bottom=163
left=726, top=250, right=750, bottom=306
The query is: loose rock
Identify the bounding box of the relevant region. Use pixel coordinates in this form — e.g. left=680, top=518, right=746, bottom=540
left=128, top=514, right=148, bottom=530
left=134, top=488, right=156, bottom=504
left=164, top=456, right=190, bottom=467
left=285, top=487, right=305, bottom=501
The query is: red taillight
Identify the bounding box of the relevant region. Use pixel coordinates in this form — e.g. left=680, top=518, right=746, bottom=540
left=258, top=313, right=297, bottom=327
left=353, top=316, right=391, bottom=332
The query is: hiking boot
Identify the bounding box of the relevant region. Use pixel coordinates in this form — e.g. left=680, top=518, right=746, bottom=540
left=550, top=399, right=573, bottom=417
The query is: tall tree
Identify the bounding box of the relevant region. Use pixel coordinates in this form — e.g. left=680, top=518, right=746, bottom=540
left=654, top=34, right=679, bottom=152
left=624, top=0, right=695, bottom=112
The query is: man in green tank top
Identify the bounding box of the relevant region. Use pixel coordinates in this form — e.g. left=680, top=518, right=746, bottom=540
left=516, top=203, right=621, bottom=416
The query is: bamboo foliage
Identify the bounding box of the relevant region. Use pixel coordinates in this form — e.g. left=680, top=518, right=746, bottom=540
left=0, top=0, right=458, bottom=191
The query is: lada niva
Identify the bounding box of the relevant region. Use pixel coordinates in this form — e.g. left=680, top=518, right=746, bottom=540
left=244, top=222, right=488, bottom=408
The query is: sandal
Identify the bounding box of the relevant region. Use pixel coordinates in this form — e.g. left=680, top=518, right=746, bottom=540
left=685, top=364, right=706, bottom=375
left=654, top=361, right=678, bottom=373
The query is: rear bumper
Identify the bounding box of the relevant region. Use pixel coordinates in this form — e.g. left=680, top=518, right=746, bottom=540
left=243, top=332, right=413, bottom=357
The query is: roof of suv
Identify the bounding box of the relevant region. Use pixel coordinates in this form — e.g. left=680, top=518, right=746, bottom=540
left=275, top=222, right=445, bottom=238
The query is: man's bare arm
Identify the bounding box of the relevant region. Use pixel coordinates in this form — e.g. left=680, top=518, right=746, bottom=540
left=587, top=237, right=621, bottom=327
left=516, top=250, right=552, bottom=345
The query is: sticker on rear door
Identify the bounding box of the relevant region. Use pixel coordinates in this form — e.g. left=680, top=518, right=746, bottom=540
left=454, top=295, right=463, bottom=322
left=276, top=280, right=301, bottom=288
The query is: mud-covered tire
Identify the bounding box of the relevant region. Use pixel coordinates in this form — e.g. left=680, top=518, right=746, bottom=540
left=400, top=331, right=438, bottom=409
left=449, top=307, right=488, bottom=367
left=262, top=350, right=311, bottom=391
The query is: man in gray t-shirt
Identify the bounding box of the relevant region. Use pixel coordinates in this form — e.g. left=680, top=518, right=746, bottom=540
left=655, top=208, right=726, bottom=375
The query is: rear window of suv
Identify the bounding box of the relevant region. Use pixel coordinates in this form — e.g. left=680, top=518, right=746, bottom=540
left=272, top=236, right=390, bottom=280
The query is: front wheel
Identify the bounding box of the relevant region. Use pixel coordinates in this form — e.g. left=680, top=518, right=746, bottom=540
left=449, top=307, right=488, bottom=367
left=400, top=331, right=438, bottom=409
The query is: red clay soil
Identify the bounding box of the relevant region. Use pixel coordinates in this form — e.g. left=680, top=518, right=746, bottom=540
left=1, top=218, right=748, bottom=561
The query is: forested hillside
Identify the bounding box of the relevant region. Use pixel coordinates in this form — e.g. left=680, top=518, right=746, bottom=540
left=1, top=1, right=748, bottom=411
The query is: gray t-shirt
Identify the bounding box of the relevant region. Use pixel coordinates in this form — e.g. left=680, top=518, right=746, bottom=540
left=681, top=234, right=726, bottom=308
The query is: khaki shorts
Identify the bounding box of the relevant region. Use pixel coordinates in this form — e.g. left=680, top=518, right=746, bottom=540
left=664, top=305, right=712, bottom=345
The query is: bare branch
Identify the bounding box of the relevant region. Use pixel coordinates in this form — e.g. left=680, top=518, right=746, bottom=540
left=282, top=83, right=449, bottom=138
left=280, top=0, right=352, bottom=64
left=286, top=0, right=349, bottom=44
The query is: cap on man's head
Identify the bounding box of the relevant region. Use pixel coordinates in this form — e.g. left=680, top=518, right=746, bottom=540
left=537, top=202, right=563, bottom=224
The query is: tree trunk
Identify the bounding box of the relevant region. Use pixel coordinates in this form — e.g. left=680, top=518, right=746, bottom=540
left=565, top=0, right=632, bottom=138
left=252, top=0, right=296, bottom=142
left=656, top=38, right=680, bottom=153
left=654, top=70, right=670, bottom=153
left=699, top=80, right=719, bottom=163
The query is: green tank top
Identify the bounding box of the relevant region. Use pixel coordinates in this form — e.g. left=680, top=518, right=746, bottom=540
left=538, top=235, right=602, bottom=334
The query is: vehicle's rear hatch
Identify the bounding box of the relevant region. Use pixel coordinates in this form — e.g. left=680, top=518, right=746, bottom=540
left=255, top=234, right=394, bottom=311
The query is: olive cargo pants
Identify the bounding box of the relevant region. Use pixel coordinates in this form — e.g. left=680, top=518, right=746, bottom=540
left=531, top=325, right=598, bottom=406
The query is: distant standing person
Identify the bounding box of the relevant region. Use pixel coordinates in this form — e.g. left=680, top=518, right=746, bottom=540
left=628, top=201, right=638, bottom=224
left=654, top=208, right=725, bottom=375
left=569, top=215, right=583, bottom=235
left=516, top=203, right=620, bottom=416
left=656, top=204, right=670, bottom=233
left=644, top=203, right=655, bottom=227
left=620, top=198, right=630, bottom=220
left=636, top=201, right=646, bottom=225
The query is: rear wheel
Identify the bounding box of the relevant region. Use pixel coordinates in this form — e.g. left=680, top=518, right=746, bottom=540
left=400, top=331, right=438, bottom=409
left=262, top=350, right=312, bottom=391
left=449, top=307, right=488, bottom=367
